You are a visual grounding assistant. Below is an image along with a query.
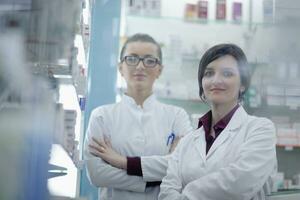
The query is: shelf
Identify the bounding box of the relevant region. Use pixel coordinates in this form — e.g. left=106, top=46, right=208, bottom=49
left=246, top=105, right=300, bottom=116
left=48, top=171, right=68, bottom=179
left=268, top=190, right=300, bottom=200
left=276, top=145, right=300, bottom=148
left=48, top=164, right=68, bottom=178
left=127, top=14, right=275, bottom=26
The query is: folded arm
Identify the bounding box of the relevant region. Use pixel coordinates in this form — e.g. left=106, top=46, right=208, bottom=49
left=84, top=111, right=146, bottom=192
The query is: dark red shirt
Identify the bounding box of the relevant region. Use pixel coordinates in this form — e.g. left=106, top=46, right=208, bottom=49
left=127, top=157, right=161, bottom=187
left=198, top=105, right=239, bottom=154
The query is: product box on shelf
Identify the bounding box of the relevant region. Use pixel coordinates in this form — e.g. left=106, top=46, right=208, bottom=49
left=142, top=0, right=161, bottom=16
left=266, top=95, right=285, bottom=106
left=285, top=96, right=300, bottom=108
left=216, top=0, right=226, bottom=20
left=197, top=1, right=208, bottom=19
left=286, top=87, right=300, bottom=96
left=293, top=123, right=300, bottom=132
left=276, top=128, right=296, bottom=137
left=247, top=86, right=262, bottom=108
left=275, top=62, right=288, bottom=80
left=271, top=116, right=290, bottom=124
left=232, top=2, right=242, bottom=22
left=276, top=127, right=298, bottom=146
left=288, top=63, right=299, bottom=79
left=184, top=3, right=197, bottom=20
left=277, top=137, right=298, bottom=147
left=266, top=85, right=285, bottom=96
left=293, top=123, right=300, bottom=145
left=263, top=0, right=274, bottom=23
left=126, top=0, right=161, bottom=17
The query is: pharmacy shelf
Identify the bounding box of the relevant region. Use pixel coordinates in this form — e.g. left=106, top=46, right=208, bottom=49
left=276, top=145, right=300, bottom=179
left=246, top=105, right=300, bottom=118
left=276, top=145, right=300, bottom=149
left=127, top=14, right=275, bottom=26
left=267, top=190, right=300, bottom=200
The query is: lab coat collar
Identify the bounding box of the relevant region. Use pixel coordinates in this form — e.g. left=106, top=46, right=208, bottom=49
left=122, top=93, right=157, bottom=110
left=206, top=106, right=248, bottom=158
left=193, top=106, right=248, bottom=160
left=225, top=106, right=248, bottom=131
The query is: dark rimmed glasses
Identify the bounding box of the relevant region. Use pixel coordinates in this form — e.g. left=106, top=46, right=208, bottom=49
left=121, top=55, right=161, bottom=68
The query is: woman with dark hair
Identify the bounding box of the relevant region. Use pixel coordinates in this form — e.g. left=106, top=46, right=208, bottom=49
left=159, top=43, right=277, bottom=200
left=84, top=33, right=192, bottom=200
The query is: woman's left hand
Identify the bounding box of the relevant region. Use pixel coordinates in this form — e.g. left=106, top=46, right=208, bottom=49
left=89, top=136, right=127, bottom=170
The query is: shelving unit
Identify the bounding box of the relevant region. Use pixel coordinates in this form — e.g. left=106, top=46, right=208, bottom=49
left=127, top=13, right=276, bottom=26
left=0, top=0, right=85, bottom=199
left=244, top=61, right=300, bottom=180
left=267, top=191, right=300, bottom=200
left=276, top=145, right=300, bottom=149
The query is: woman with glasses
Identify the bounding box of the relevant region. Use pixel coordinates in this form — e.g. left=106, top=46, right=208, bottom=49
left=84, top=33, right=193, bottom=200
left=159, top=44, right=277, bottom=200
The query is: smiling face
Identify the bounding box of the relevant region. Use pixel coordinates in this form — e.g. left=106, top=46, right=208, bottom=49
left=202, top=55, right=245, bottom=107
left=119, top=41, right=162, bottom=94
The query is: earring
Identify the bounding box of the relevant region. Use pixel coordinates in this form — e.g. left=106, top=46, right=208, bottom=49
left=238, top=90, right=243, bottom=100
left=200, top=93, right=207, bottom=103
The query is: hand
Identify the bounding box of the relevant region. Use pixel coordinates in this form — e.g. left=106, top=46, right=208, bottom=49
left=89, top=136, right=127, bottom=170
left=169, top=136, right=182, bottom=153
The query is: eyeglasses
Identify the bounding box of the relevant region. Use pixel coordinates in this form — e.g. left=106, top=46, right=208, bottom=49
left=121, top=55, right=161, bottom=68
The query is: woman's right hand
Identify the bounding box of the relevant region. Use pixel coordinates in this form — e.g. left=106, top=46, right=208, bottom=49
left=89, top=136, right=127, bottom=170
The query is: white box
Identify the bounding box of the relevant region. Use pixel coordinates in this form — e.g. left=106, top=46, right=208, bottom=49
left=276, top=128, right=297, bottom=137
left=276, top=63, right=287, bottom=79
left=293, top=123, right=300, bottom=133
left=271, top=172, right=284, bottom=191
left=271, top=116, right=290, bottom=124
left=289, top=63, right=298, bottom=79
left=267, top=95, right=285, bottom=106
left=275, top=123, right=291, bottom=130
left=142, top=0, right=161, bottom=16
left=286, top=96, right=300, bottom=108
left=266, top=86, right=285, bottom=95
left=277, top=136, right=298, bottom=146
left=286, top=87, right=300, bottom=96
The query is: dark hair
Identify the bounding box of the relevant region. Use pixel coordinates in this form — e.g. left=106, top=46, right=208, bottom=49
left=120, top=33, right=162, bottom=64
left=198, top=43, right=251, bottom=101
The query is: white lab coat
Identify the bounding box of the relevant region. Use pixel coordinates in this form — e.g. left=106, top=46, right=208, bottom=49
left=159, top=106, right=277, bottom=200
left=84, top=94, right=193, bottom=200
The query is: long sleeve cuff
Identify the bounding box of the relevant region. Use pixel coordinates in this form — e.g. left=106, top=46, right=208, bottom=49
left=127, top=157, right=143, bottom=176
left=146, top=181, right=162, bottom=187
